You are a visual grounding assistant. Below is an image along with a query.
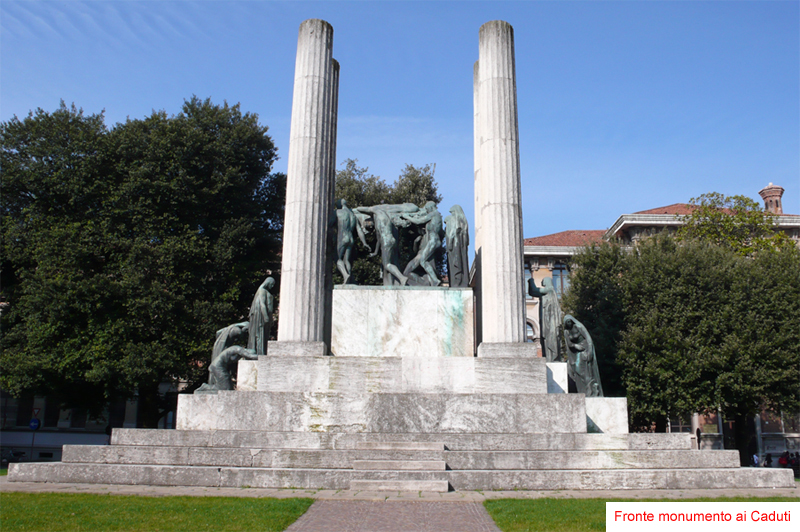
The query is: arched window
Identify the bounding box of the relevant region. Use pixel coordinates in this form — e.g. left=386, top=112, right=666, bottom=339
left=526, top=321, right=536, bottom=342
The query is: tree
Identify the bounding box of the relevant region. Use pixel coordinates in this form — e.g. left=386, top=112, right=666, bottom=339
left=332, top=159, right=443, bottom=286
left=561, top=242, right=627, bottom=398
left=677, top=192, right=791, bottom=255
left=1, top=98, right=285, bottom=426
left=566, top=233, right=800, bottom=463
left=617, top=237, right=744, bottom=432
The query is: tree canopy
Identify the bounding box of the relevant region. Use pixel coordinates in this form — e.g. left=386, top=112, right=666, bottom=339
left=565, top=231, right=800, bottom=462
left=677, top=192, right=791, bottom=255
left=333, top=159, right=443, bottom=285
left=1, top=99, right=285, bottom=426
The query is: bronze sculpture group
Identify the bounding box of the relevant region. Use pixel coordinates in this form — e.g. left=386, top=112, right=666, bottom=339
left=528, top=277, right=604, bottom=397
left=563, top=314, right=604, bottom=397
left=339, top=201, right=469, bottom=288
left=195, top=276, right=275, bottom=394
left=196, top=199, right=469, bottom=393
left=197, top=198, right=603, bottom=398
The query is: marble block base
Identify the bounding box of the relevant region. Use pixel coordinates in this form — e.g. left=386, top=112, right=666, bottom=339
left=256, top=356, right=547, bottom=394
left=176, top=391, right=587, bottom=434
left=546, top=362, right=567, bottom=394
left=585, top=397, right=629, bottom=434
left=331, top=286, right=474, bottom=357
left=268, top=341, right=328, bottom=357
left=477, top=342, right=539, bottom=358
left=237, top=360, right=258, bottom=392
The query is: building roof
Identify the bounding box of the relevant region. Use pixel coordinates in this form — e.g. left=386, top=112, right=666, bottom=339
left=523, top=230, right=606, bottom=247
left=632, top=203, right=696, bottom=215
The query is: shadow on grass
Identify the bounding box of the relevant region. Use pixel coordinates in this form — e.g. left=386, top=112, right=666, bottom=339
left=0, top=492, right=314, bottom=532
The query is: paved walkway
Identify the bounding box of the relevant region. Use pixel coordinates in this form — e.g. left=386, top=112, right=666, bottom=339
left=2, top=477, right=797, bottom=532
left=285, top=501, right=500, bottom=532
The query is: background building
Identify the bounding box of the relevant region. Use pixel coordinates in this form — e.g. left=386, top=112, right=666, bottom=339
left=521, top=184, right=800, bottom=460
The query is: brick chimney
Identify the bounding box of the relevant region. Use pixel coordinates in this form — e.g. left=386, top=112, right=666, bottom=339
left=758, top=183, right=784, bottom=214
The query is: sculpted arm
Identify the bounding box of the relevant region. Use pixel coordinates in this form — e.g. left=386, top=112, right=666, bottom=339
left=403, top=209, right=434, bottom=225
left=355, top=216, right=369, bottom=248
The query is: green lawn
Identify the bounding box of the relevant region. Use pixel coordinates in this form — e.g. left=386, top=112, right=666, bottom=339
left=0, top=492, right=314, bottom=532
left=484, top=497, right=800, bottom=532
left=0, top=467, right=8, bottom=476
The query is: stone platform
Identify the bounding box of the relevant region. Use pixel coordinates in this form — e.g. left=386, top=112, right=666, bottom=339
left=175, top=391, right=587, bottom=433
left=9, top=429, right=795, bottom=490
left=7, top=287, right=795, bottom=491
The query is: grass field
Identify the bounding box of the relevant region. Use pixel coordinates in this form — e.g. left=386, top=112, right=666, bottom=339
left=0, top=492, right=314, bottom=532
left=1, top=491, right=798, bottom=531
left=484, top=497, right=800, bottom=532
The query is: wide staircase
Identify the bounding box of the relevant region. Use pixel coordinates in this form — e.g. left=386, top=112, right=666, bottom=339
left=10, top=428, right=792, bottom=490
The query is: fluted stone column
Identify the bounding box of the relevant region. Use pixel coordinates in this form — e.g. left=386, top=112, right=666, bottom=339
left=473, top=60, right=483, bottom=257
left=322, top=60, right=340, bottom=349
left=277, top=19, right=338, bottom=353
left=476, top=20, right=527, bottom=349
left=472, top=60, right=484, bottom=349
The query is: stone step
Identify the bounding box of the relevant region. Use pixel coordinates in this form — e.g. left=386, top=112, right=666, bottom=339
left=61, top=446, right=356, bottom=469
left=353, top=460, right=447, bottom=471
left=447, top=468, right=797, bottom=491
left=349, top=480, right=450, bottom=492
left=61, top=445, right=737, bottom=471
left=62, top=445, right=445, bottom=468
left=8, top=462, right=353, bottom=489
left=9, top=462, right=795, bottom=490
left=444, top=450, right=741, bottom=470
left=355, top=442, right=446, bottom=451
left=110, top=429, right=692, bottom=451
left=353, top=450, right=446, bottom=461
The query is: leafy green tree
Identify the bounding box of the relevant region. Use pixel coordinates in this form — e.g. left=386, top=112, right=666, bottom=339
left=617, top=237, right=743, bottom=432
left=332, top=159, right=443, bottom=286
left=566, top=233, right=800, bottom=464
left=562, top=242, right=627, bottom=398
left=334, top=159, right=392, bottom=208
left=1, top=98, right=284, bottom=426
left=677, top=192, right=790, bottom=255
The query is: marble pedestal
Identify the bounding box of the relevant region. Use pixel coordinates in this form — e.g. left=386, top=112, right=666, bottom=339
left=331, top=286, right=474, bottom=357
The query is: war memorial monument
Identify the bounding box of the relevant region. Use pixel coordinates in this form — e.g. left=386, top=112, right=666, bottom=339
left=9, top=20, right=794, bottom=492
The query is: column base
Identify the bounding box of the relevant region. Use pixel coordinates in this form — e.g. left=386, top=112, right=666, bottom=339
left=269, top=341, right=328, bottom=357
left=477, top=342, right=539, bottom=358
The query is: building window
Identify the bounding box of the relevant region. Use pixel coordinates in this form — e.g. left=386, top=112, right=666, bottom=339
left=15, top=396, right=34, bottom=427
left=760, top=410, right=784, bottom=433
left=669, top=418, right=693, bottom=433
left=552, top=263, right=570, bottom=298
left=783, top=412, right=800, bottom=434
left=71, top=407, right=88, bottom=429
left=44, top=397, right=61, bottom=428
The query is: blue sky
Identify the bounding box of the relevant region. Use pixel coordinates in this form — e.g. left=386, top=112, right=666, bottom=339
left=2, top=0, right=798, bottom=241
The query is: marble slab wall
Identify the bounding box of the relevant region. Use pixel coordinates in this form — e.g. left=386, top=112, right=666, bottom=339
left=331, top=286, right=474, bottom=357
left=546, top=362, right=568, bottom=394
left=585, top=397, right=629, bottom=434
left=255, top=356, right=547, bottom=394
left=176, top=391, right=586, bottom=434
